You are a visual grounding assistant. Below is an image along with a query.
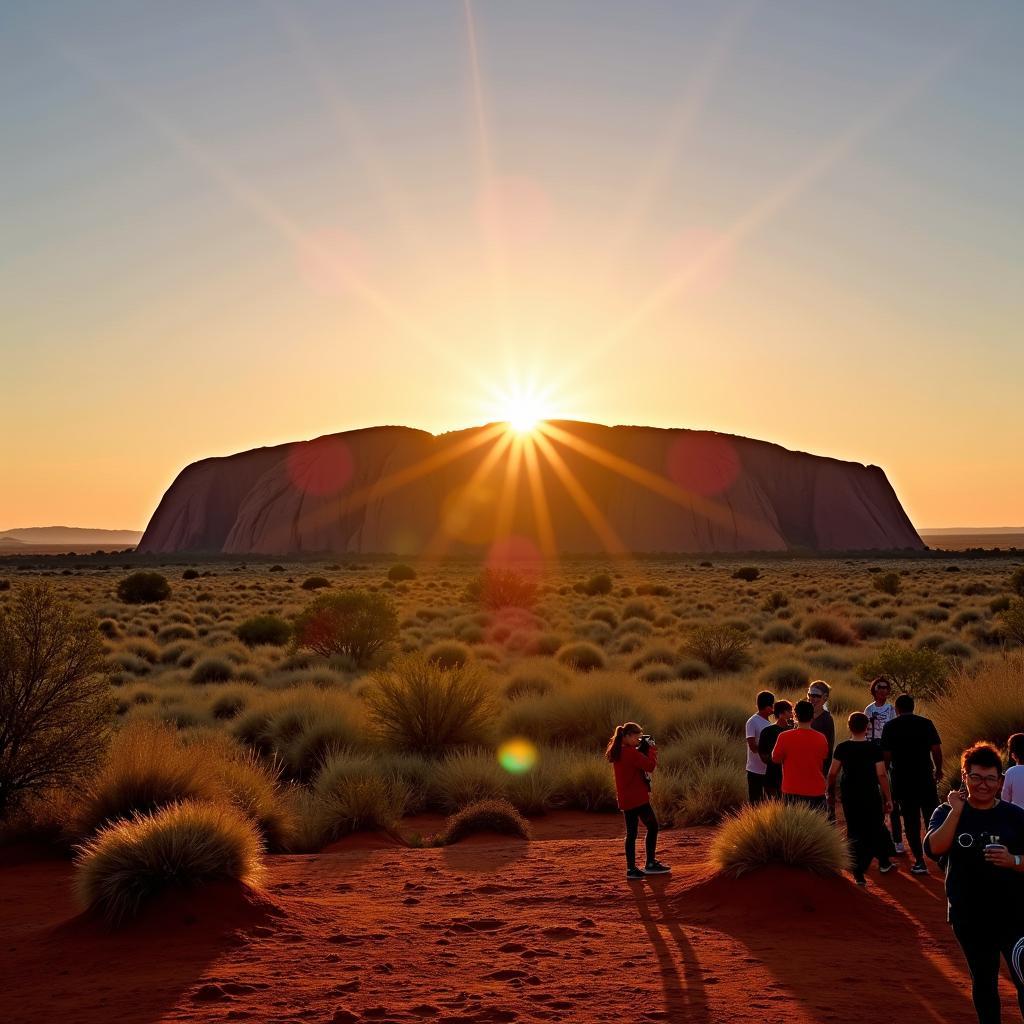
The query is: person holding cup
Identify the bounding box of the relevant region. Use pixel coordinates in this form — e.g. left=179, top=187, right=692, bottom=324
left=925, top=742, right=1024, bottom=1024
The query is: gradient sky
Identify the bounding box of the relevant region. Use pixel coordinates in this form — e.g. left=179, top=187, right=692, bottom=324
left=2, top=1, right=1022, bottom=532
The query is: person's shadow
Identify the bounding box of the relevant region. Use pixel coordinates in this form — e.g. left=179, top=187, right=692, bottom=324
left=629, top=876, right=710, bottom=1024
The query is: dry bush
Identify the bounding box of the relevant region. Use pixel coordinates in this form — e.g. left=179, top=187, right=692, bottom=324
left=387, top=564, right=417, bottom=582
left=582, top=573, right=613, bottom=596
left=292, top=590, right=398, bottom=666
left=710, top=800, right=850, bottom=877
left=760, top=660, right=811, bottom=690
left=499, top=674, right=660, bottom=751
left=0, top=582, right=114, bottom=817
left=433, top=798, right=531, bottom=845
left=671, top=761, right=746, bottom=825
left=549, top=751, right=618, bottom=811
left=366, top=653, right=495, bottom=756
left=932, top=655, right=1024, bottom=762
left=466, top=568, right=537, bottom=610
left=680, top=624, right=750, bottom=671
left=998, top=599, right=1024, bottom=646
left=658, top=724, right=735, bottom=771
left=190, top=656, right=234, bottom=684
left=555, top=641, right=607, bottom=672
left=305, top=757, right=409, bottom=846
left=803, top=616, right=856, bottom=646
left=74, top=800, right=264, bottom=924
left=426, top=749, right=508, bottom=812
left=873, top=572, right=901, bottom=596
left=425, top=640, right=471, bottom=670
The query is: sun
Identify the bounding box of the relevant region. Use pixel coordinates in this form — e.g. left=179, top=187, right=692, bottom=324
left=502, top=393, right=548, bottom=434
left=482, top=374, right=561, bottom=437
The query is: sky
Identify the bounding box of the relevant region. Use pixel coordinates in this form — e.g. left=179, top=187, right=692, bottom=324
left=2, top=1, right=1022, bottom=532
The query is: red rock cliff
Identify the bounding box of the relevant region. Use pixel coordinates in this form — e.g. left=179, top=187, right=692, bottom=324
left=137, top=422, right=923, bottom=554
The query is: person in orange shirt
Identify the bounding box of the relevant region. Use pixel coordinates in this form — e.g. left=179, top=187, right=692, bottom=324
left=772, top=699, right=829, bottom=812
left=606, top=721, right=671, bottom=881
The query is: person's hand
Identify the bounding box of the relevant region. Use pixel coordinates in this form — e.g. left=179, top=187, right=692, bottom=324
left=984, top=845, right=1015, bottom=869
left=947, top=788, right=966, bottom=812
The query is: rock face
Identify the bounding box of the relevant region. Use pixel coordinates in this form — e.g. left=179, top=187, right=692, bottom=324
left=137, top=422, right=924, bottom=555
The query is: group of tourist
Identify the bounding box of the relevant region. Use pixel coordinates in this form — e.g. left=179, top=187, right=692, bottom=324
left=607, top=678, right=1024, bottom=1024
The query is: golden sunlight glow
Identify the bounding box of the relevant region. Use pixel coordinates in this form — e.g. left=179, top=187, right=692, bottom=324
left=490, top=379, right=557, bottom=436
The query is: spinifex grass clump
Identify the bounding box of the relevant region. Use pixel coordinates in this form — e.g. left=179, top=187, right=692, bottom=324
left=433, top=798, right=531, bottom=845
left=366, top=652, right=495, bottom=756
left=680, top=624, right=750, bottom=671
left=710, top=801, right=850, bottom=877
left=465, top=567, right=537, bottom=610
left=74, top=800, right=265, bottom=924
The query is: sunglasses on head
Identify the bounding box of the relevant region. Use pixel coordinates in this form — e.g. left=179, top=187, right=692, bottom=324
left=808, top=692, right=824, bottom=698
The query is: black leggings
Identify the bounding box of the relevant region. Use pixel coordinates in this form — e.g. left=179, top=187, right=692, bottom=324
left=952, top=920, right=1024, bottom=1024
left=623, top=803, right=658, bottom=869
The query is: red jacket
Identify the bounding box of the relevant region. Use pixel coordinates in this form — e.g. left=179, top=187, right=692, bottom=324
left=613, top=744, right=658, bottom=811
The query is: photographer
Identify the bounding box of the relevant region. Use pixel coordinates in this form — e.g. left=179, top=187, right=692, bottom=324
left=606, top=722, right=671, bottom=880
left=925, top=743, right=1024, bottom=1024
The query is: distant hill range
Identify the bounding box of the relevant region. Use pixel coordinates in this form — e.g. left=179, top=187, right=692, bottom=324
left=138, top=421, right=925, bottom=555
left=0, top=527, right=142, bottom=547
left=919, top=528, right=1024, bottom=551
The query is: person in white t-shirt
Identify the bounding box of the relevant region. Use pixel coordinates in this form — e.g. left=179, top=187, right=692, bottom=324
left=865, top=676, right=903, bottom=853
left=1002, top=733, right=1024, bottom=808
left=745, top=690, right=775, bottom=803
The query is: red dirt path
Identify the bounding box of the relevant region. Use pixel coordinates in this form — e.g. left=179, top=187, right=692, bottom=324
left=0, top=816, right=1016, bottom=1024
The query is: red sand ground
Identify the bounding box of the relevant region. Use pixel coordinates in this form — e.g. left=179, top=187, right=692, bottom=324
left=1, top=815, right=1018, bottom=1024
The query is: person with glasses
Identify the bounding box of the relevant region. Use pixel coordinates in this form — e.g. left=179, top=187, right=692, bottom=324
left=808, top=681, right=835, bottom=817
left=865, top=676, right=904, bottom=854
left=881, top=694, right=943, bottom=875
left=771, top=699, right=829, bottom=811
left=925, top=742, right=1024, bottom=1024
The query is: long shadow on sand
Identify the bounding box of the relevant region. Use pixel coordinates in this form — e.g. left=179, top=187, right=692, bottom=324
left=659, top=865, right=981, bottom=1024
left=0, top=866, right=281, bottom=1024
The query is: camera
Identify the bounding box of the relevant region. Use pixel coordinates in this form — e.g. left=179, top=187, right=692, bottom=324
left=638, top=734, right=654, bottom=754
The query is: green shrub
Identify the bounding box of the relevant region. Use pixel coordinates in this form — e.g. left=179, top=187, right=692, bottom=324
left=582, top=572, right=613, bottom=596
left=710, top=801, right=850, bottom=877
left=74, top=800, right=264, bottom=923
left=235, top=615, right=291, bottom=648
left=857, top=643, right=950, bottom=700
left=292, top=589, right=398, bottom=666
left=388, top=563, right=417, bottom=582
left=555, top=641, right=607, bottom=672
left=465, top=568, right=537, bottom=610
left=425, top=640, right=471, bottom=670
left=873, top=572, right=901, bottom=596
left=680, top=624, right=750, bottom=672
left=732, top=566, right=760, bottom=582
left=0, top=582, right=113, bottom=817
left=434, top=798, right=531, bottom=845
left=366, top=653, right=495, bottom=756
left=117, top=572, right=171, bottom=604
left=301, top=575, right=331, bottom=591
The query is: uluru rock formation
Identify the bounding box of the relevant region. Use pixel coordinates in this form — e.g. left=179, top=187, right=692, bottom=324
left=137, top=422, right=924, bottom=555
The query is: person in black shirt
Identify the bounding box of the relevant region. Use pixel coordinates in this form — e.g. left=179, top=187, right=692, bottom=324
left=925, top=742, right=1024, bottom=1024
left=827, top=712, right=894, bottom=886
left=881, top=694, right=943, bottom=874
left=758, top=699, right=793, bottom=800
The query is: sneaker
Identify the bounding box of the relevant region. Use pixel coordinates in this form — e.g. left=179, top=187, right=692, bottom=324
left=879, top=861, right=896, bottom=874
left=643, top=861, right=671, bottom=875
left=894, top=842, right=906, bottom=855
left=911, top=860, right=928, bottom=875
left=854, top=873, right=867, bottom=887
left=626, top=867, right=645, bottom=881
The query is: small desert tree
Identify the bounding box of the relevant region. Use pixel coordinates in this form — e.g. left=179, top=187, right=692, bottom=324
left=465, top=567, right=537, bottom=610
left=292, top=589, right=398, bottom=666
left=0, top=583, right=114, bottom=818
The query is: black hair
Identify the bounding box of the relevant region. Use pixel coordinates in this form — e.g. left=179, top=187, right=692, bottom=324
left=894, top=694, right=915, bottom=713
left=1009, top=733, right=1024, bottom=764
left=773, top=699, right=792, bottom=717
left=870, top=676, right=892, bottom=697
left=794, top=699, right=814, bottom=724
left=962, top=742, right=1002, bottom=775
left=848, top=712, right=869, bottom=735
left=756, top=690, right=775, bottom=711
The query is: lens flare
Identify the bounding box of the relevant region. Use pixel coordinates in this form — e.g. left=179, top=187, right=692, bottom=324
left=497, top=737, right=538, bottom=774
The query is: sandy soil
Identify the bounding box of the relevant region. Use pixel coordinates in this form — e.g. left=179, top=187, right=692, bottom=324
left=1, top=816, right=1017, bottom=1024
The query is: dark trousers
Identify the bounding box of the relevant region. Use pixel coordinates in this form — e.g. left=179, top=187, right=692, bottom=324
left=952, top=920, right=1024, bottom=1024
left=784, top=793, right=827, bottom=812
left=623, top=803, right=658, bottom=869
left=842, top=797, right=892, bottom=873
left=897, top=785, right=938, bottom=861
left=747, top=771, right=767, bottom=804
